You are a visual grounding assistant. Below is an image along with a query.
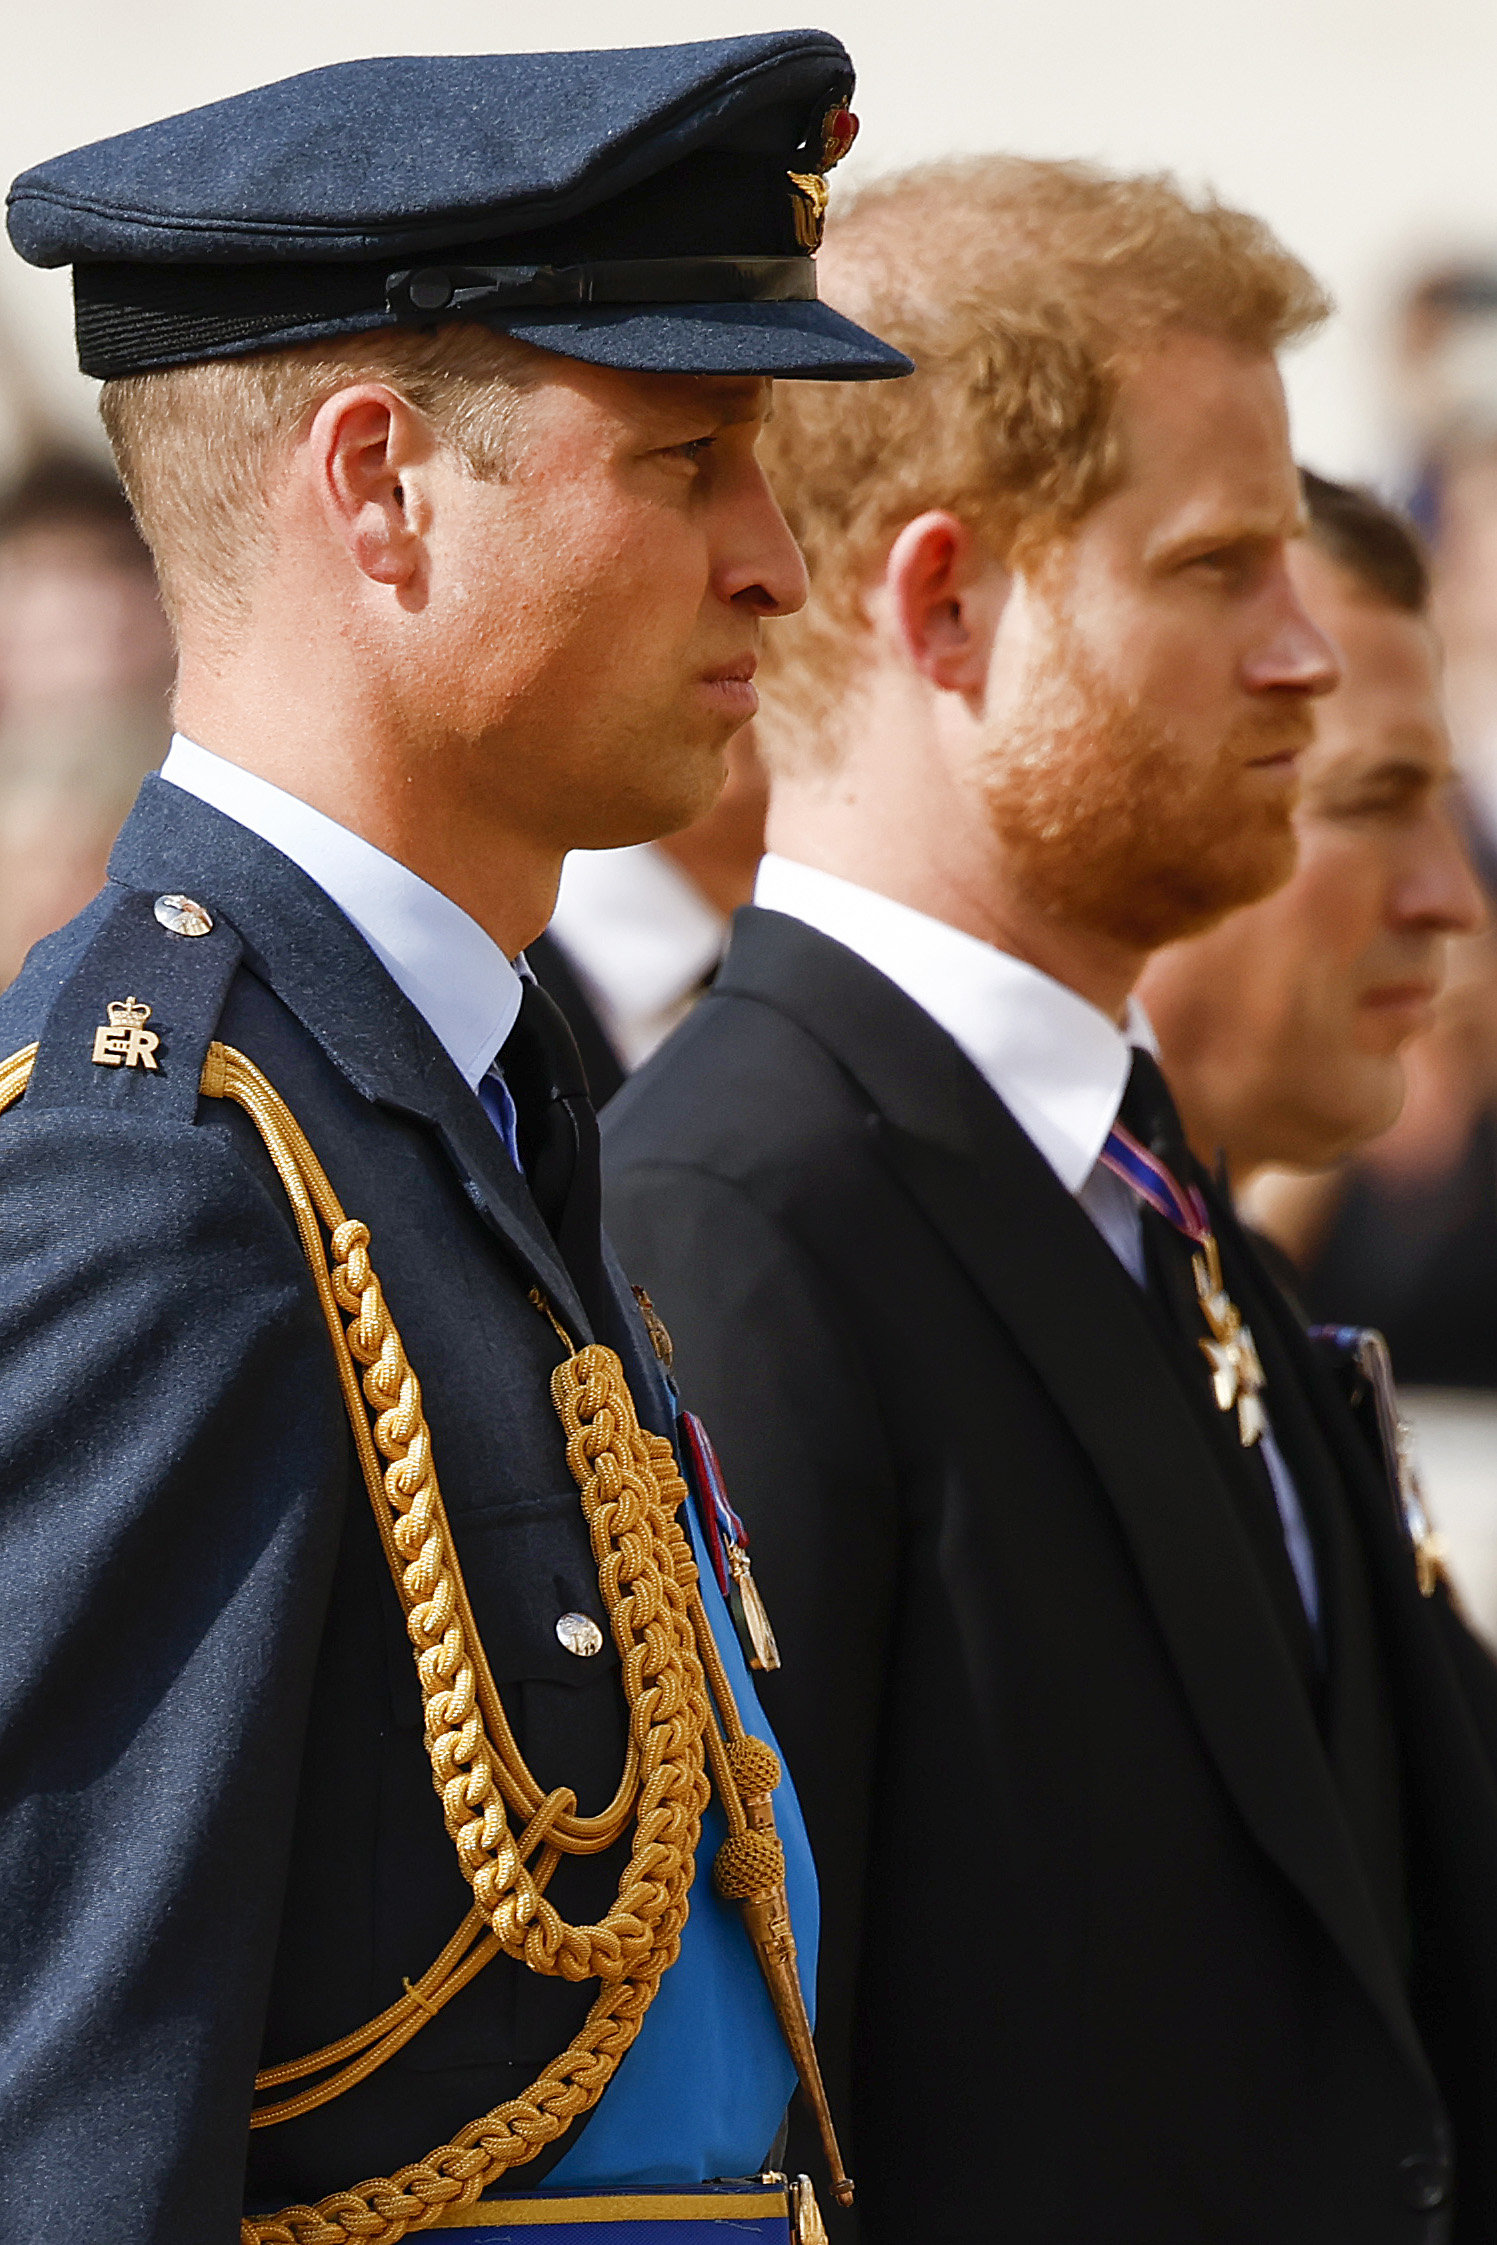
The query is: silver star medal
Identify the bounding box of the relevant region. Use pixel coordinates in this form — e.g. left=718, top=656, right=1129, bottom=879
left=1191, top=1237, right=1267, bottom=1447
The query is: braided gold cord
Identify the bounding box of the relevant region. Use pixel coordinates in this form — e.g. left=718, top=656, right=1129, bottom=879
left=216, top=1048, right=646, bottom=1855
left=189, top=1046, right=718, bottom=2242
left=249, top=1911, right=499, bottom=2127
left=0, top=1045, right=37, bottom=1114
left=255, top=1769, right=615, bottom=2119
left=327, top=1215, right=710, bottom=1984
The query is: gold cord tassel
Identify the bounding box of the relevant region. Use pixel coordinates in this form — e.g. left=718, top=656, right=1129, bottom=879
left=710, top=1733, right=853, bottom=2208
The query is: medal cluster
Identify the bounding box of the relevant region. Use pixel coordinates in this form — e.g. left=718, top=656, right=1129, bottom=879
left=1191, top=1233, right=1268, bottom=1448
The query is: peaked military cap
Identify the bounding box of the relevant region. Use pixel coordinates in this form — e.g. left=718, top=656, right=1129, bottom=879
left=6, top=32, right=911, bottom=384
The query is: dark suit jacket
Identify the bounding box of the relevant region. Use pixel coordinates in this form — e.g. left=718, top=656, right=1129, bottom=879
left=0, top=780, right=689, bottom=2241
left=603, top=907, right=1497, bottom=2245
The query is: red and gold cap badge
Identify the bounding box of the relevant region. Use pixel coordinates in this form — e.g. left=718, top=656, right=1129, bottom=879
left=819, top=104, right=859, bottom=171
left=789, top=97, right=860, bottom=253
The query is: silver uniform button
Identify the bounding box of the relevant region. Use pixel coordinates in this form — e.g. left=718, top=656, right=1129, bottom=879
left=556, top=1612, right=604, bottom=1658
left=154, top=893, right=214, bottom=938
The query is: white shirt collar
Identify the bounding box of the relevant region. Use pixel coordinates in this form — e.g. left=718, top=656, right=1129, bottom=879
left=160, top=734, right=523, bottom=1089
left=753, top=853, right=1155, bottom=1193
left=548, top=841, right=726, bottom=1070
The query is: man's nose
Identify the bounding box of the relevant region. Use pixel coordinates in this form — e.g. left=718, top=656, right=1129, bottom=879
left=1394, top=807, right=1489, bottom=939
left=1243, top=567, right=1343, bottom=698
left=719, top=469, right=810, bottom=619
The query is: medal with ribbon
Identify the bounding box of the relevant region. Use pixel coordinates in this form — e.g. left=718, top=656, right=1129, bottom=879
left=679, top=1409, right=781, bottom=1671
left=1100, top=1119, right=1268, bottom=1448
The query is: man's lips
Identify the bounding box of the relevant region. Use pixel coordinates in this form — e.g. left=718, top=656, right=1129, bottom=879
left=1242, top=709, right=1317, bottom=771
left=1244, top=733, right=1312, bottom=772
left=1361, top=979, right=1439, bottom=1013
left=699, top=655, right=758, bottom=714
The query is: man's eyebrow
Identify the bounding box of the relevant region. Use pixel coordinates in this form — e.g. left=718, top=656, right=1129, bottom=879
left=1148, top=509, right=1305, bottom=563
left=637, top=381, right=769, bottom=440
left=712, top=387, right=773, bottom=427
left=1313, top=754, right=1442, bottom=803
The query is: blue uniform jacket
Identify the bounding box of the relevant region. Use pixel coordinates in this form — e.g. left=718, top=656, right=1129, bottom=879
left=0, top=778, right=810, bottom=2242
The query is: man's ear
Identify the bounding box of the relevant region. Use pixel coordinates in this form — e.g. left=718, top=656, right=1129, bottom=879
left=882, top=510, right=1012, bottom=705
left=306, top=382, right=431, bottom=590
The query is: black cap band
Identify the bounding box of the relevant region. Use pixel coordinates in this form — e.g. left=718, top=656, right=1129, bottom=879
left=387, top=255, right=816, bottom=317
left=73, top=250, right=817, bottom=379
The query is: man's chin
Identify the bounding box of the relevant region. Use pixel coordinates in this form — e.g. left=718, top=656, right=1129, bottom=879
left=563, top=746, right=728, bottom=853
left=1067, top=828, right=1300, bottom=954
left=1298, top=1061, right=1406, bottom=1164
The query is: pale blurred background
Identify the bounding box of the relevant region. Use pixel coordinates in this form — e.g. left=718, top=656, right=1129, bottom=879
left=7, top=0, right=1497, bottom=1629
left=5, top=0, right=1497, bottom=483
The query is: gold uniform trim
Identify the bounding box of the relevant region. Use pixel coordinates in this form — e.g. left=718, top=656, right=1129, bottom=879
left=426, top=2188, right=788, bottom=2226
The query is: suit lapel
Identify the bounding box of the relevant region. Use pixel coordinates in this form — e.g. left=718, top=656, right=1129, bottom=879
left=722, top=909, right=1431, bottom=2083
left=107, top=779, right=592, bottom=1339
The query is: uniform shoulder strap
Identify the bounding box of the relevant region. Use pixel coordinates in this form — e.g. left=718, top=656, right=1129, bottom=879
left=22, top=883, right=243, bottom=1124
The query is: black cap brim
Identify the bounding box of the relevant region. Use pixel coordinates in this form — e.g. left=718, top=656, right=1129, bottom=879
left=474, top=297, right=912, bottom=381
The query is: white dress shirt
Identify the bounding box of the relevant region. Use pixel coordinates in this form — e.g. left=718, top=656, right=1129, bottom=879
left=755, top=853, right=1153, bottom=1271
left=549, top=842, right=727, bottom=1071
left=754, top=853, right=1320, bottom=1627
left=160, top=734, right=523, bottom=1089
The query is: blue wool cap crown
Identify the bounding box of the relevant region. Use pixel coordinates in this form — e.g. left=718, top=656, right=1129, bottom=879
left=6, top=32, right=911, bottom=383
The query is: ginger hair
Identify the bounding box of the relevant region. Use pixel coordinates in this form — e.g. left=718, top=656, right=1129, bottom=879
left=757, top=156, right=1331, bottom=768
left=98, top=322, right=543, bottom=647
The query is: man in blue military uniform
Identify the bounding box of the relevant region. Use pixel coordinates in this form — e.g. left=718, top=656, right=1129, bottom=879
left=0, top=39, right=907, bottom=2244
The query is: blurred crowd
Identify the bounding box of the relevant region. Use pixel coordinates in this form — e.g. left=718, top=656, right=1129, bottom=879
left=8, top=255, right=1497, bottom=1612
left=0, top=449, right=172, bottom=982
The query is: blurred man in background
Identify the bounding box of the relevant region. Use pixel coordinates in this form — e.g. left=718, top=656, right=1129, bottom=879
left=1280, top=930, right=1497, bottom=1388
left=0, top=453, right=172, bottom=982
left=1199, top=469, right=1497, bottom=1403
left=1141, top=471, right=1484, bottom=1188
left=605, top=157, right=1497, bottom=2244
left=1285, top=269, right=1497, bottom=1391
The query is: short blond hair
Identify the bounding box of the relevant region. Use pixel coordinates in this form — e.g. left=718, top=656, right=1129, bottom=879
left=99, top=322, right=542, bottom=644
left=757, top=156, right=1330, bottom=764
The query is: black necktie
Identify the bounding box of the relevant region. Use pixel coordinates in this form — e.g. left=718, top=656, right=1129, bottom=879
left=1115, top=1046, right=1195, bottom=1179
left=1116, top=1049, right=1321, bottom=1683
left=1115, top=1052, right=1227, bottom=1381
left=496, top=980, right=610, bottom=1338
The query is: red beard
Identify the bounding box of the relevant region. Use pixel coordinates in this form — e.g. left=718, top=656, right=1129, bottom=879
left=979, top=626, right=1311, bottom=951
